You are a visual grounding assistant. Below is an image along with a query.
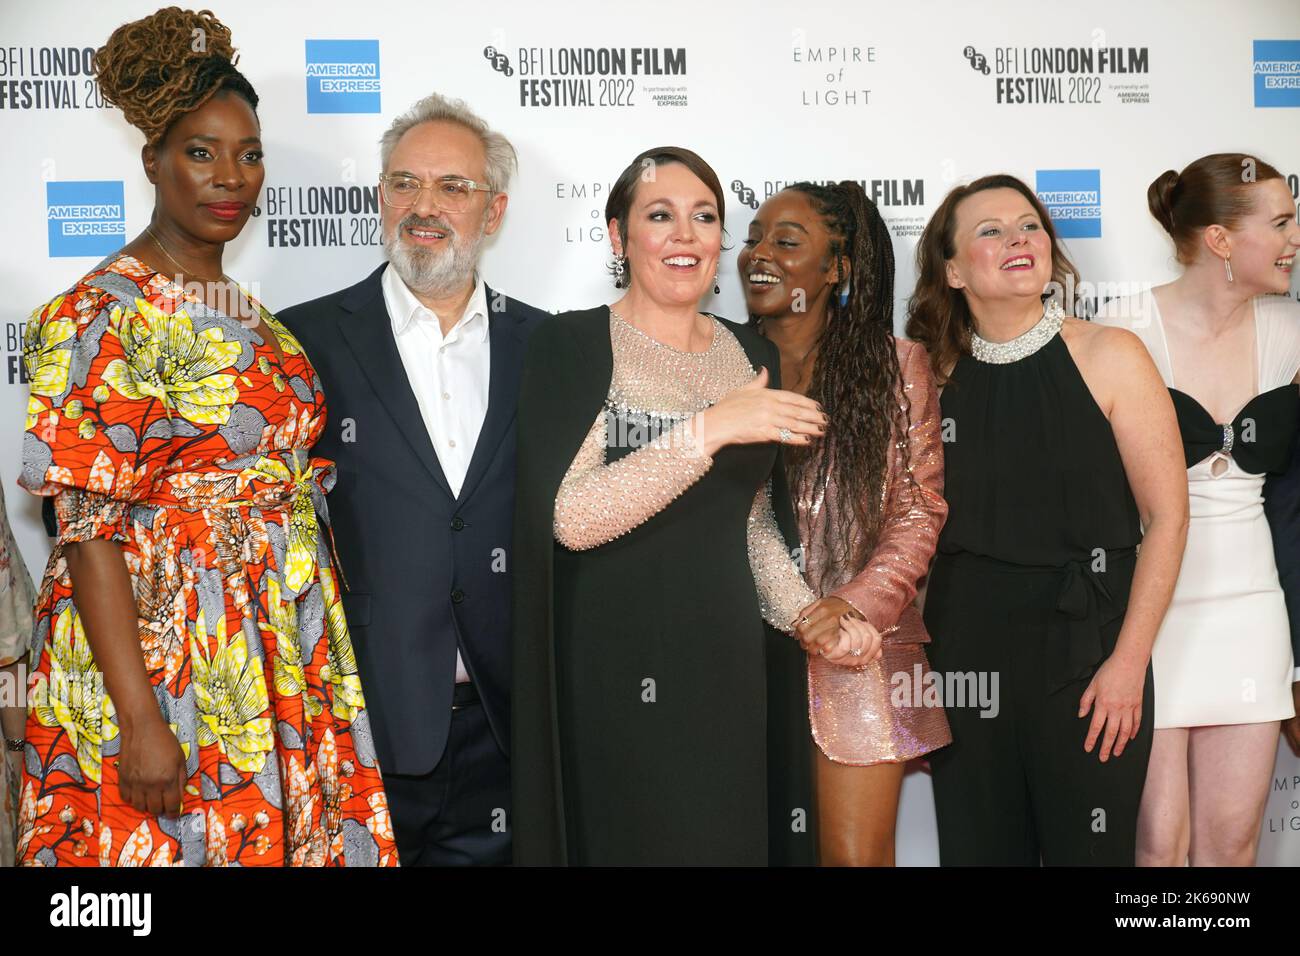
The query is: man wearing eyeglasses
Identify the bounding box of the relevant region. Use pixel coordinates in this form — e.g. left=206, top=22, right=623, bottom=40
left=279, top=93, right=546, bottom=866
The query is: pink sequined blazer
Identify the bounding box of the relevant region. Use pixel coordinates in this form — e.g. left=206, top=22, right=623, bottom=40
left=804, top=338, right=947, bottom=638
left=799, top=338, right=950, bottom=762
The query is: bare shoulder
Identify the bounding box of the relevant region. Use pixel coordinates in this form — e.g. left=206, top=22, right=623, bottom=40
left=1062, top=318, right=1161, bottom=416
left=1061, top=317, right=1147, bottom=365
left=1060, top=315, right=1128, bottom=343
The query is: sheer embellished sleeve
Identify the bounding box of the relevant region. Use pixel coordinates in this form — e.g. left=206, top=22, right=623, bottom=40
left=747, top=480, right=817, bottom=633
left=831, top=340, right=947, bottom=633
left=553, top=410, right=714, bottom=550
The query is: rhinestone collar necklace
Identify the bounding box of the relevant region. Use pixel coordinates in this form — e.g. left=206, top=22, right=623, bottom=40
left=969, top=299, right=1065, bottom=364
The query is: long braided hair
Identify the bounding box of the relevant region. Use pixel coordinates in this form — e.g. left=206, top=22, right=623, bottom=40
left=760, top=181, right=915, bottom=592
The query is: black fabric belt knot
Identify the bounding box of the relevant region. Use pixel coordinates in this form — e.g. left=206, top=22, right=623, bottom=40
left=1048, top=548, right=1134, bottom=695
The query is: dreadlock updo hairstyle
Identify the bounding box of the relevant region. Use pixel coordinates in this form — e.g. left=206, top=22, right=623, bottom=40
left=94, top=7, right=258, bottom=145
left=762, top=181, right=913, bottom=592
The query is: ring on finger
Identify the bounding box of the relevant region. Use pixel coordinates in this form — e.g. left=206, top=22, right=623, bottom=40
left=778, top=427, right=793, bottom=444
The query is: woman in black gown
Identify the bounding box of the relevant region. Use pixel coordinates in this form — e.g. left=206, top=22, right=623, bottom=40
left=905, top=175, right=1189, bottom=865
left=512, top=147, right=847, bottom=865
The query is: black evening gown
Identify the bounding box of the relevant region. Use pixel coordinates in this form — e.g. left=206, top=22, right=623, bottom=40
left=511, top=307, right=816, bottom=866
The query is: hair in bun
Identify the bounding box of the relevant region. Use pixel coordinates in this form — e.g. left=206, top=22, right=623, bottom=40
left=1146, top=153, right=1283, bottom=264
left=93, top=7, right=258, bottom=144
left=1146, top=169, right=1180, bottom=235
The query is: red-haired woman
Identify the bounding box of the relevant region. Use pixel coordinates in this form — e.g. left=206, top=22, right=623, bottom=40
left=906, top=175, right=1188, bottom=865
left=1095, top=153, right=1300, bottom=865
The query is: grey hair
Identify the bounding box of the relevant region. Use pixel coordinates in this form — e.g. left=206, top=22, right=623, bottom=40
left=379, top=92, right=517, bottom=193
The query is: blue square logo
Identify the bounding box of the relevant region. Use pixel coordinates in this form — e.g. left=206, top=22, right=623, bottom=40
left=1254, top=39, right=1300, bottom=108
left=1036, top=169, right=1101, bottom=239
left=306, top=39, right=381, bottom=114
left=46, top=181, right=126, bottom=258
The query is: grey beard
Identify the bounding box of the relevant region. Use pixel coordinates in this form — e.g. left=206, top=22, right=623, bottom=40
left=386, top=215, right=486, bottom=297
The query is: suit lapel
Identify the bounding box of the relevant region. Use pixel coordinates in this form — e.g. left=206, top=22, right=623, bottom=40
left=338, top=265, right=455, bottom=500
left=456, top=287, right=525, bottom=504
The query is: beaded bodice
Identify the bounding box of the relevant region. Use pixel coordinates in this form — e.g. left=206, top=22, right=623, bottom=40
left=604, top=309, right=751, bottom=425
left=551, top=308, right=816, bottom=632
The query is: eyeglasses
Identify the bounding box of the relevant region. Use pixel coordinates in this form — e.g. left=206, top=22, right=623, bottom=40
left=378, top=174, right=494, bottom=212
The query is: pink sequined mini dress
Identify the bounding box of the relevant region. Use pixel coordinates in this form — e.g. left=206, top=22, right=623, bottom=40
left=799, top=338, right=953, bottom=765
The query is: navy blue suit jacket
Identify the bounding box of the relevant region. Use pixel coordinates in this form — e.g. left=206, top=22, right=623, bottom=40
left=279, top=265, right=547, bottom=776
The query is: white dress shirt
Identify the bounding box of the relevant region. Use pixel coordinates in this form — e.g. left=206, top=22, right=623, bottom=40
left=381, top=265, right=491, bottom=684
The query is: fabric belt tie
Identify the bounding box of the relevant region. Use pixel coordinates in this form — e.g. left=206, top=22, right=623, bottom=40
left=1048, top=548, right=1134, bottom=695
left=146, top=461, right=350, bottom=592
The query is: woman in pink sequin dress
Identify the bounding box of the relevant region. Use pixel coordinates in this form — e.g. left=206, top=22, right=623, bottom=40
left=741, top=182, right=952, bottom=865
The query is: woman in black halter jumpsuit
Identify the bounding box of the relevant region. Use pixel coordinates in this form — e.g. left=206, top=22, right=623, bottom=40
left=907, top=175, right=1187, bottom=866
left=923, top=314, right=1153, bottom=864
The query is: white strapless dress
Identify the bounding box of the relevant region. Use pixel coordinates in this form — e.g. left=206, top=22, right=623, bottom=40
left=1096, top=291, right=1300, bottom=728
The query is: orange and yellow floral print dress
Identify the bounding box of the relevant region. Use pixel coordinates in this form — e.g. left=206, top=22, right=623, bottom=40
left=15, top=254, right=397, bottom=866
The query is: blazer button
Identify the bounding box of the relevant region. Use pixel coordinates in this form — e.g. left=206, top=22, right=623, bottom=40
left=451, top=588, right=465, bottom=604
left=451, top=516, right=465, bottom=531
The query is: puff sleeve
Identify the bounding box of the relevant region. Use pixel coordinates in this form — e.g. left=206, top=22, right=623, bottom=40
left=19, top=288, right=178, bottom=545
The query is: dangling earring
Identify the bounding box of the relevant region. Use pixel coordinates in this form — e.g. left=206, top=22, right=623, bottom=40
left=837, top=281, right=851, bottom=308
left=1224, top=256, right=1234, bottom=283
left=713, top=273, right=720, bottom=295
left=613, top=254, right=627, bottom=288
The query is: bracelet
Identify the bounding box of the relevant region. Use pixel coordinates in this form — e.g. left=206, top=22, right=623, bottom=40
left=4, top=736, right=24, bottom=752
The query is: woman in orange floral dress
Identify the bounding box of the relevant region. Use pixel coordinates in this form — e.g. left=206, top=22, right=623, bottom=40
left=15, top=7, right=396, bottom=866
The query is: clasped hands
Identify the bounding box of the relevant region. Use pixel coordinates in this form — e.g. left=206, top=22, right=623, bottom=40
left=792, top=596, right=883, bottom=666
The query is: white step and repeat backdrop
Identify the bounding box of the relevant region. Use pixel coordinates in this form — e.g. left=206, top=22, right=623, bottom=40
left=2, top=0, right=1298, bottom=865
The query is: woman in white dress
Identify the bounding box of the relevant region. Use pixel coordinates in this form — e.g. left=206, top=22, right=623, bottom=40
left=1096, top=152, right=1300, bottom=865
